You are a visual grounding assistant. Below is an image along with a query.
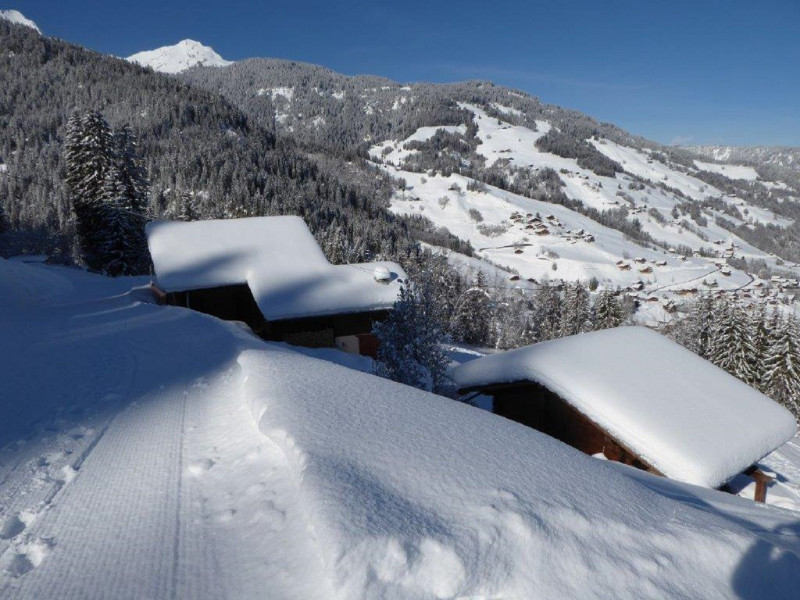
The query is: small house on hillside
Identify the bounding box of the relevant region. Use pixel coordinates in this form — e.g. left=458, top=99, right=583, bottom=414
left=146, top=216, right=406, bottom=356
left=453, top=327, right=796, bottom=500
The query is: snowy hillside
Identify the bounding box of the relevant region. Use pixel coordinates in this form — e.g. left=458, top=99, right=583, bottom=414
left=2, top=260, right=800, bottom=598
left=0, top=9, right=39, bottom=32
left=127, top=39, right=232, bottom=74
left=689, top=145, right=800, bottom=169
left=367, top=102, right=800, bottom=318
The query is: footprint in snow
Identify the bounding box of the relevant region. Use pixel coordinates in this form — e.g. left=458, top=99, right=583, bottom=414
left=251, top=501, right=286, bottom=531
left=1, top=537, right=54, bottom=578
left=0, top=515, right=26, bottom=540
left=187, top=458, right=215, bottom=477
left=214, top=508, right=237, bottom=523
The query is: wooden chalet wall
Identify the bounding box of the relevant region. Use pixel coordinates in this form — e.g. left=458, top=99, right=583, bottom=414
left=167, top=285, right=264, bottom=331
left=166, top=286, right=388, bottom=353
left=490, top=381, right=659, bottom=474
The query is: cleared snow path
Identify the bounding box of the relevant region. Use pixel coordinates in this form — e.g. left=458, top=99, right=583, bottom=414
left=0, top=266, right=332, bottom=599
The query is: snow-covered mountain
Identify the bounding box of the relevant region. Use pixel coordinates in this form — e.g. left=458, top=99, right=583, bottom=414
left=127, top=39, right=231, bottom=74
left=0, top=9, right=39, bottom=33
left=178, top=60, right=800, bottom=318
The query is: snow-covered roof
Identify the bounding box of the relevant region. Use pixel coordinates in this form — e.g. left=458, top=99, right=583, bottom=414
left=146, top=216, right=406, bottom=321
left=453, top=326, right=797, bottom=488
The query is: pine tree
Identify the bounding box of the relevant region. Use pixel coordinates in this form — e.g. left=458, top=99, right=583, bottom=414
left=96, top=164, right=146, bottom=276
left=762, top=315, right=800, bottom=417
left=374, top=281, right=454, bottom=396
left=113, top=124, right=149, bottom=218
left=534, top=281, right=562, bottom=342
left=450, top=270, right=493, bottom=346
left=748, top=303, right=772, bottom=392
left=494, top=290, right=537, bottom=350
left=172, top=191, right=199, bottom=221
left=708, top=299, right=757, bottom=385
left=64, top=112, right=148, bottom=274
left=560, top=281, right=591, bottom=337
left=65, top=110, right=114, bottom=269
left=592, top=289, right=624, bottom=331
left=675, top=295, right=716, bottom=358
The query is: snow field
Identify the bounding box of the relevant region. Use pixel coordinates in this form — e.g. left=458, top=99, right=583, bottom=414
left=2, top=261, right=800, bottom=598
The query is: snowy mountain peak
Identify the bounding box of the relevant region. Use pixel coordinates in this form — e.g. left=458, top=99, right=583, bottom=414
left=127, top=39, right=232, bottom=74
left=0, top=9, right=40, bottom=33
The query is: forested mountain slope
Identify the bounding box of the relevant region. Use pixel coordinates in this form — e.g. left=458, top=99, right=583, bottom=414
left=0, top=20, right=464, bottom=263
left=178, top=55, right=800, bottom=315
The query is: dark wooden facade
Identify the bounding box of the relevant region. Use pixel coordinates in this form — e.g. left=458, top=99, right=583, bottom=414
left=467, top=380, right=662, bottom=476
left=464, top=380, right=776, bottom=502
left=163, top=284, right=387, bottom=355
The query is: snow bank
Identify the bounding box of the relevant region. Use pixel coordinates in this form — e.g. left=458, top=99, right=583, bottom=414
left=239, top=348, right=800, bottom=599
left=146, top=216, right=406, bottom=320
left=454, top=326, right=797, bottom=488
left=0, top=258, right=73, bottom=305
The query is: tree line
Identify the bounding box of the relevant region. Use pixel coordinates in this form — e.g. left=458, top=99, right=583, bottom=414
left=671, top=296, right=800, bottom=417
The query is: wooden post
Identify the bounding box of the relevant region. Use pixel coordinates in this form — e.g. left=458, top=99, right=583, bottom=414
left=750, top=469, right=773, bottom=504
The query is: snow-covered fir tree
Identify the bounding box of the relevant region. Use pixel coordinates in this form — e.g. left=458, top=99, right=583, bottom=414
left=96, top=164, right=147, bottom=276
left=674, top=295, right=716, bottom=359
left=374, top=280, right=454, bottom=396
left=450, top=270, right=493, bottom=346
left=65, top=110, right=115, bottom=269
left=494, top=289, right=536, bottom=350
left=559, top=281, right=591, bottom=337
left=748, top=303, right=772, bottom=391
left=533, top=280, right=562, bottom=342
left=64, top=111, right=149, bottom=274
left=592, top=289, right=625, bottom=331
left=762, top=315, right=800, bottom=416
left=708, top=299, right=756, bottom=386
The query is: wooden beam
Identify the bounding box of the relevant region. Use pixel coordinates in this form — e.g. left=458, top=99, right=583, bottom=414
left=750, top=468, right=773, bottom=504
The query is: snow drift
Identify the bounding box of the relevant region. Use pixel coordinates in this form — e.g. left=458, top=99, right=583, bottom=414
left=239, top=348, right=800, bottom=599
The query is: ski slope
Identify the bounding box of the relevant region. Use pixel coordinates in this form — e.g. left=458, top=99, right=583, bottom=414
left=2, top=259, right=800, bottom=598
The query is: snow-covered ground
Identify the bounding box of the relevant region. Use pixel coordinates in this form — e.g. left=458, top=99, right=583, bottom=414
left=2, top=259, right=800, bottom=598
left=694, top=160, right=760, bottom=181
left=368, top=105, right=800, bottom=318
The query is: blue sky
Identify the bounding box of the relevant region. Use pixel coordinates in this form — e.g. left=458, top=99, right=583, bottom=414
left=12, top=0, right=800, bottom=146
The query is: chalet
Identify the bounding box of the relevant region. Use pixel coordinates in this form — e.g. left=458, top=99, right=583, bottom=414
left=453, top=327, right=796, bottom=501
left=146, top=216, right=406, bottom=357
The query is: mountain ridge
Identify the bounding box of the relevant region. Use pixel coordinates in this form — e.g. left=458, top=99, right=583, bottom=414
left=127, top=39, right=231, bottom=74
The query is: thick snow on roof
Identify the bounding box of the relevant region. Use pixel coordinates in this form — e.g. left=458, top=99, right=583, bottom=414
left=146, top=216, right=405, bottom=321
left=2, top=262, right=800, bottom=598
left=454, top=326, right=797, bottom=488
